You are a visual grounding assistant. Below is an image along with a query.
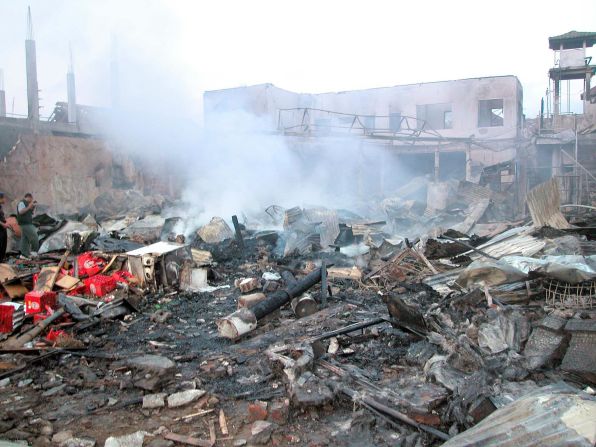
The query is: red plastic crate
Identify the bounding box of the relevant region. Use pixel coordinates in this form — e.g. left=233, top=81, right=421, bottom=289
left=0, top=304, right=16, bottom=333
left=24, top=291, right=58, bottom=315
left=84, top=275, right=117, bottom=297
left=75, top=253, right=105, bottom=278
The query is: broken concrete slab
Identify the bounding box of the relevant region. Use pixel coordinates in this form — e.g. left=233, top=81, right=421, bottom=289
left=117, top=355, right=176, bottom=391
left=142, top=393, right=167, bottom=409
left=250, top=420, right=277, bottom=445
left=52, top=431, right=73, bottom=444
left=167, top=389, right=206, bottom=408
left=104, top=431, right=147, bottom=447
left=123, top=355, right=176, bottom=374
left=145, top=440, right=174, bottom=447
left=121, top=354, right=176, bottom=378
left=60, top=438, right=97, bottom=447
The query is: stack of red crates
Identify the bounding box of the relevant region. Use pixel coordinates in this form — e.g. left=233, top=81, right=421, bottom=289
left=84, top=275, right=117, bottom=297
left=0, top=302, right=25, bottom=333
left=24, top=291, right=58, bottom=315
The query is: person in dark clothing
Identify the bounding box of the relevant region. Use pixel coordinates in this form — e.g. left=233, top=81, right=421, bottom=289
left=0, top=192, right=9, bottom=262
left=17, top=193, right=39, bottom=258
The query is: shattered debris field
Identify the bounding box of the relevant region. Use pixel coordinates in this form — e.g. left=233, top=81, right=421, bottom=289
left=1, top=177, right=596, bottom=447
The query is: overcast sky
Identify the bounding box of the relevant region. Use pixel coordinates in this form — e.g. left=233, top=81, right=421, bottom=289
left=1, top=0, right=595, bottom=121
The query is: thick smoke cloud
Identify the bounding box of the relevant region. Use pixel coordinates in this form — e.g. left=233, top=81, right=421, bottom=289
left=99, top=37, right=421, bottom=236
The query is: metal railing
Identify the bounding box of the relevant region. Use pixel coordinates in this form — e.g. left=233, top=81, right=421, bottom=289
left=277, top=107, right=444, bottom=141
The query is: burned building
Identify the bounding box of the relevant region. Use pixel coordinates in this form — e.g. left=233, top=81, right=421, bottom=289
left=205, top=76, right=523, bottom=142
left=206, top=33, right=596, bottom=213
left=205, top=76, right=525, bottom=215
left=1, top=6, right=596, bottom=446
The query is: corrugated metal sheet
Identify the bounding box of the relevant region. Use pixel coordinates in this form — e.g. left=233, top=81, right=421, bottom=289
left=527, top=178, right=571, bottom=229
left=472, top=236, right=546, bottom=259
left=442, top=383, right=596, bottom=447
left=457, top=181, right=492, bottom=203
left=422, top=269, right=464, bottom=296
left=467, top=226, right=546, bottom=260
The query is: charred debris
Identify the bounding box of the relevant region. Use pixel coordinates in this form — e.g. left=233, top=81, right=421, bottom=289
left=0, top=177, right=595, bottom=447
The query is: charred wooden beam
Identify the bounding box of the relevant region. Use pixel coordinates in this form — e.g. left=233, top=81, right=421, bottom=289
left=310, top=317, right=387, bottom=342
left=218, top=267, right=323, bottom=339
left=281, top=270, right=297, bottom=288
left=231, top=215, right=245, bottom=252
left=320, top=260, right=328, bottom=307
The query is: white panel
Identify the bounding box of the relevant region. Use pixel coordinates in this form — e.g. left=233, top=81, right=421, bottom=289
left=559, top=49, right=585, bottom=68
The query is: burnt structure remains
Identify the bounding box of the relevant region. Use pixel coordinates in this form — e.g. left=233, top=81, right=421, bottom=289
left=0, top=8, right=595, bottom=447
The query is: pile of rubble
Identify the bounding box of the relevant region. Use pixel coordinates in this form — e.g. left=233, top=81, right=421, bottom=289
left=0, top=178, right=595, bottom=447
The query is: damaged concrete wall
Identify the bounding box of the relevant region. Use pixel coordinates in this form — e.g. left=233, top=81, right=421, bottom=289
left=204, top=83, right=312, bottom=130
left=0, top=133, right=177, bottom=215
left=205, top=76, right=523, bottom=139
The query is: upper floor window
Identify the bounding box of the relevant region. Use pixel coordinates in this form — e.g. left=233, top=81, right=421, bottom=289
left=478, top=99, right=504, bottom=127
left=416, top=103, right=452, bottom=130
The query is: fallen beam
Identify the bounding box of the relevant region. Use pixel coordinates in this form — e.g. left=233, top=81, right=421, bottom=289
left=217, top=266, right=323, bottom=339
left=231, top=215, right=245, bottom=252
left=284, top=270, right=318, bottom=317
left=310, top=317, right=387, bottom=342
left=320, top=260, right=328, bottom=307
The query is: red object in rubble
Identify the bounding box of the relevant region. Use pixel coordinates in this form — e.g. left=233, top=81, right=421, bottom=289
left=84, top=275, right=117, bottom=297
left=68, top=284, right=87, bottom=296
left=111, top=270, right=133, bottom=283
left=76, top=253, right=105, bottom=278
left=0, top=304, right=16, bottom=333
left=34, top=312, right=50, bottom=323
left=45, top=328, right=66, bottom=342
left=24, top=291, right=58, bottom=315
